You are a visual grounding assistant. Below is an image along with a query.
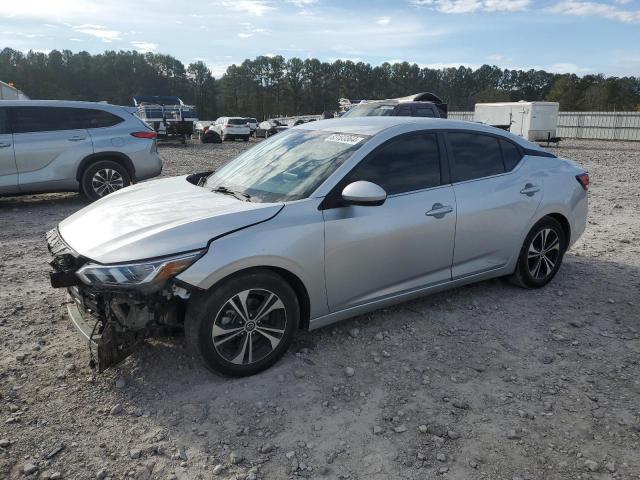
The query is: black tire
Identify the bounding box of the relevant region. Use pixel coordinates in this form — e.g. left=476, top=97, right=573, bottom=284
left=509, top=216, right=566, bottom=289
left=80, top=160, right=131, bottom=201
left=185, top=270, right=299, bottom=376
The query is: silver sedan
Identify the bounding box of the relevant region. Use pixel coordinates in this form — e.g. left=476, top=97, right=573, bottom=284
left=48, top=117, right=588, bottom=376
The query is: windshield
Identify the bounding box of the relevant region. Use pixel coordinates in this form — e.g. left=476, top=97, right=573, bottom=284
left=341, top=103, right=396, bottom=118
left=204, top=129, right=370, bottom=202
left=228, top=118, right=247, bottom=125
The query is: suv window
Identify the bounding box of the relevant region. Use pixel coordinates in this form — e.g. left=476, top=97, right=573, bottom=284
left=77, top=108, right=123, bottom=129
left=500, top=139, right=523, bottom=171
left=347, top=133, right=441, bottom=195
left=395, top=105, right=412, bottom=116
left=228, top=118, right=246, bottom=125
left=449, top=132, right=505, bottom=182
left=12, top=106, right=81, bottom=133
left=414, top=105, right=436, bottom=118
left=0, top=108, right=7, bottom=134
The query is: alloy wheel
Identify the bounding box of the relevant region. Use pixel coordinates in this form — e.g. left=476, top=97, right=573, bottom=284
left=212, top=289, right=287, bottom=365
left=91, top=168, right=124, bottom=197
left=527, top=228, right=561, bottom=280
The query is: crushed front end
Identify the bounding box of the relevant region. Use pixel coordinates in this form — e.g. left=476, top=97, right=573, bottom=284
left=46, top=228, right=198, bottom=372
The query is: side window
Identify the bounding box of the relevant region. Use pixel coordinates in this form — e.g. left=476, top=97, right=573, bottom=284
left=395, top=105, right=412, bottom=116
left=0, top=108, right=7, bottom=134
left=414, top=106, right=436, bottom=118
left=347, top=133, right=441, bottom=195
left=500, top=139, right=523, bottom=171
left=449, top=132, right=504, bottom=182
left=12, top=107, right=80, bottom=133
left=78, top=109, right=123, bottom=129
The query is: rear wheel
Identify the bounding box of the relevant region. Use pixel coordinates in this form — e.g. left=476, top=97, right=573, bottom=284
left=185, top=271, right=299, bottom=376
left=80, top=160, right=131, bottom=201
left=509, top=216, right=566, bottom=288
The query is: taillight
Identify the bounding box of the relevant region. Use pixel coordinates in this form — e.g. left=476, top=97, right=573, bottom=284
left=131, top=131, right=157, bottom=139
left=576, top=172, right=589, bottom=190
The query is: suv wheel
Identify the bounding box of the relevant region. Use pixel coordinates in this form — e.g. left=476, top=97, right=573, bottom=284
left=185, top=270, right=299, bottom=376
left=509, top=216, right=566, bottom=289
left=80, top=160, right=131, bottom=201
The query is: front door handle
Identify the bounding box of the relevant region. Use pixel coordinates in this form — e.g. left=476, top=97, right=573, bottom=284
left=426, top=203, right=454, bottom=218
left=67, top=136, right=86, bottom=142
left=0, top=142, right=11, bottom=148
left=520, top=183, right=540, bottom=196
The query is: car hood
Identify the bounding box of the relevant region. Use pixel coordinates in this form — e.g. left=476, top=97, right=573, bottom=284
left=58, top=176, right=283, bottom=264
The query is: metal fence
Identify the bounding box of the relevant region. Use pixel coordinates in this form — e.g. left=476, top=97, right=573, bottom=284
left=448, top=111, right=640, bottom=141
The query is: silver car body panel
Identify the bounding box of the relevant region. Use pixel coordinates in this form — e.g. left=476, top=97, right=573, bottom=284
left=0, top=132, right=19, bottom=194
left=0, top=100, right=162, bottom=194
left=56, top=116, right=587, bottom=331
left=59, top=176, right=283, bottom=264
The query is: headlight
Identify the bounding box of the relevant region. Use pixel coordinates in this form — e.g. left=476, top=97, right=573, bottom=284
left=75, top=251, right=203, bottom=289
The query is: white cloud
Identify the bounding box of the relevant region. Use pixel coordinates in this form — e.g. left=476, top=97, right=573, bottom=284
left=131, top=41, right=157, bottom=53
left=73, top=24, right=122, bottom=42
left=420, top=61, right=480, bottom=69
left=547, top=62, right=592, bottom=73
left=410, top=0, right=530, bottom=13
left=487, top=53, right=505, bottom=61
left=217, top=0, right=275, bottom=16
left=286, top=0, right=318, bottom=6
left=549, top=1, right=640, bottom=23
left=238, top=32, right=253, bottom=38
left=376, top=16, right=392, bottom=25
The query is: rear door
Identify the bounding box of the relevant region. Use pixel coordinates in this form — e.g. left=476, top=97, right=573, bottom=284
left=11, top=106, right=93, bottom=191
left=0, top=107, right=19, bottom=194
left=323, top=132, right=456, bottom=311
left=447, top=131, right=543, bottom=278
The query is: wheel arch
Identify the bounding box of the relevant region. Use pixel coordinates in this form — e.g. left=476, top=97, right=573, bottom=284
left=76, top=152, right=136, bottom=183
left=196, top=265, right=312, bottom=331
left=545, top=212, right=571, bottom=246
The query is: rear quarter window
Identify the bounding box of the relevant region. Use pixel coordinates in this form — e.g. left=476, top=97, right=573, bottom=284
left=500, top=140, right=523, bottom=170
left=78, top=109, right=124, bottom=129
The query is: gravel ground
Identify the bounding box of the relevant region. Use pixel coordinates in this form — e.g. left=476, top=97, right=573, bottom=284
left=1, top=138, right=639, bottom=480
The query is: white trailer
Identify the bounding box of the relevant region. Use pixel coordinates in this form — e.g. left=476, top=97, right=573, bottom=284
left=474, top=101, right=559, bottom=142
left=0, top=81, right=29, bottom=100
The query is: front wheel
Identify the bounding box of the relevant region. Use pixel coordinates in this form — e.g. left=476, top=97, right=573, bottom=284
left=509, top=216, right=566, bottom=289
left=80, top=160, right=131, bottom=201
left=185, top=271, right=299, bottom=376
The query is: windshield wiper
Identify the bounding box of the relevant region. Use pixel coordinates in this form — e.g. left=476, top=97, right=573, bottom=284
left=211, top=185, right=252, bottom=202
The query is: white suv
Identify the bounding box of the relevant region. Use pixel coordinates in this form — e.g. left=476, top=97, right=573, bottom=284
left=0, top=100, right=162, bottom=200
left=210, top=117, right=250, bottom=142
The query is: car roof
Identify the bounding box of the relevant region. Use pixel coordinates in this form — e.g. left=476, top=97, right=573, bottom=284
left=0, top=100, right=117, bottom=108
left=295, top=116, right=548, bottom=152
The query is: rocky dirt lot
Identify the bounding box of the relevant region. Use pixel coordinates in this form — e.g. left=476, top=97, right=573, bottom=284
left=1, top=138, right=639, bottom=480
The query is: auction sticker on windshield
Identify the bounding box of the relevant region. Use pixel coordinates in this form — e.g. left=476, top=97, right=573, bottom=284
left=325, top=134, right=365, bottom=145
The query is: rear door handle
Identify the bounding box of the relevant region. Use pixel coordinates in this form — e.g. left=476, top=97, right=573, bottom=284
left=0, top=142, right=11, bottom=148
left=520, top=184, right=540, bottom=196
left=68, top=136, right=86, bottom=142
left=426, top=203, right=454, bottom=218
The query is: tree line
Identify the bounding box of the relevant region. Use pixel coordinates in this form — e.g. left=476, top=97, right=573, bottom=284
left=1, top=48, right=639, bottom=121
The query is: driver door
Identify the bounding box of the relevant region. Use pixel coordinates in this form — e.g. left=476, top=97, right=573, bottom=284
left=322, top=132, right=456, bottom=312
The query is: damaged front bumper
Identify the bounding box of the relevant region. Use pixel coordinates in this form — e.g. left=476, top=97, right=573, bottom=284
left=66, top=288, right=145, bottom=372
left=47, top=228, right=189, bottom=372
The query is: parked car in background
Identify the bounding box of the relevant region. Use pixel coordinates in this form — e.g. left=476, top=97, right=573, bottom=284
left=245, top=117, right=258, bottom=134
left=210, top=117, right=251, bottom=142
left=255, top=119, right=288, bottom=138
left=47, top=117, right=587, bottom=376
left=195, top=121, right=222, bottom=144
left=0, top=100, right=162, bottom=200
left=341, top=92, right=448, bottom=119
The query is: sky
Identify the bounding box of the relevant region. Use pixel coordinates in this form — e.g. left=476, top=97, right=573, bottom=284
left=0, top=0, right=638, bottom=78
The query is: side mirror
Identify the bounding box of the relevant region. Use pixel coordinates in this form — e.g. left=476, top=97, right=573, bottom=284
left=341, top=181, right=387, bottom=207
